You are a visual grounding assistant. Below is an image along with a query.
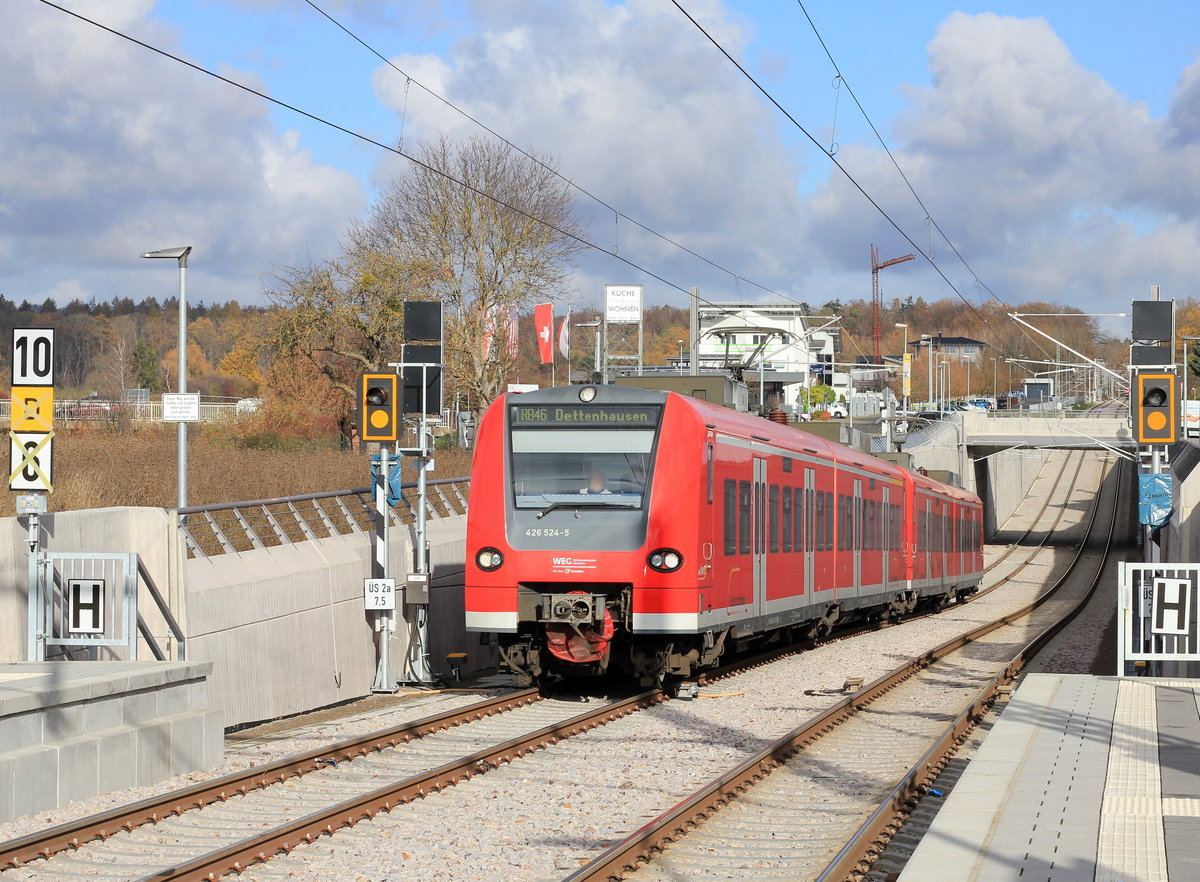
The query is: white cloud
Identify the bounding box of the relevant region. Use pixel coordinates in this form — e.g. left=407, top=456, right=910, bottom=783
left=0, top=0, right=364, bottom=304
left=368, top=0, right=808, bottom=303
left=799, top=12, right=1200, bottom=315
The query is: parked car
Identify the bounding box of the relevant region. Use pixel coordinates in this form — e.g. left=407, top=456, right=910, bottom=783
left=827, top=403, right=848, bottom=418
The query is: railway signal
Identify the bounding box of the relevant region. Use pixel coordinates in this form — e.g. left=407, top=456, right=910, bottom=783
left=1134, top=371, right=1177, bottom=444
left=358, top=373, right=398, bottom=442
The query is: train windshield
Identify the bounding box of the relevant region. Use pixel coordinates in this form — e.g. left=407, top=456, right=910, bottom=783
left=508, top=404, right=661, bottom=510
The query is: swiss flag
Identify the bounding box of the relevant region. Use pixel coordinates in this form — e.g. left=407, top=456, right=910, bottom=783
left=535, top=302, right=554, bottom=364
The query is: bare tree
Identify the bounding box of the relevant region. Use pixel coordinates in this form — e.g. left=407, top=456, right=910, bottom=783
left=345, top=134, right=587, bottom=408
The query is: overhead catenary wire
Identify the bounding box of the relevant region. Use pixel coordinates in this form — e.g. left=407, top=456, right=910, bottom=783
left=792, top=0, right=1050, bottom=359
left=303, top=0, right=790, bottom=306
left=35, top=0, right=750, bottom=317
left=667, top=0, right=1054, bottom=365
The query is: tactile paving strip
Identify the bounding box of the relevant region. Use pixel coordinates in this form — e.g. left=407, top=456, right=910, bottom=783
left=1096, top=678, right=1168, bottom=882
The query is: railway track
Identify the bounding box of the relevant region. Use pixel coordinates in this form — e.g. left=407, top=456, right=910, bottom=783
left=564, top=453, right=1124, bottom=882
left=0, top=449, right=1107, bottom=882
left=0, top=690, right=666, bottom=880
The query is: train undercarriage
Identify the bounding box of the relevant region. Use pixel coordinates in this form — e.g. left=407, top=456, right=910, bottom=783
left=493, top=581, right=979, bottom=687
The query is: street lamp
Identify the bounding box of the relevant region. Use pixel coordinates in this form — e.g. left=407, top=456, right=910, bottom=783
left=895, top=323, right=908, bottom=414
left=919, top=334, right=933, bottom=410
left=1183, top=336, right=1200, bottom=438
left=140, top=246, right=192, bottom=512
left=677, top=339, right=684, bottom=374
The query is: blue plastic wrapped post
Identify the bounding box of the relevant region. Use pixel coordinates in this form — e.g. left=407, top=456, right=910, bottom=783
left=1138, top=473, right=1174, bottom=528
left=370, top=454, right=405, bottom=507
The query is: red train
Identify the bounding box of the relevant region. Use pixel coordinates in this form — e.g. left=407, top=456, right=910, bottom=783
left=465, top=384, right=984, bottom=685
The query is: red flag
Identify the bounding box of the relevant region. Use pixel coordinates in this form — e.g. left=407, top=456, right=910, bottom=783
left=535, top=302, right=554, bottom=364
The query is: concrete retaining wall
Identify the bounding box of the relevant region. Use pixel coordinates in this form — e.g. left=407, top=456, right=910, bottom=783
left=1, top=506, right=485, bottom=729
left=183, top=514, right=486, bottom=727
left=975, top=449, right=1052, bottom=537
left=0, top=661, right=222, bottom=823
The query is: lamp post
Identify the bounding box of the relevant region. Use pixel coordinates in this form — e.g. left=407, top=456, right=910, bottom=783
left=920, top=334, right=933, bottom=410
left=895, top=322, right=908, bottom=414
left=1183, top=336, right=1200, bottom=439
left=678, top=339, right=684, bottom=374
left=140, top=246, right=192, bottom=511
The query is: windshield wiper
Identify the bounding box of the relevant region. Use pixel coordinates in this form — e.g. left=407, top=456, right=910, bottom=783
left=535, top=499, right=638, bottom=519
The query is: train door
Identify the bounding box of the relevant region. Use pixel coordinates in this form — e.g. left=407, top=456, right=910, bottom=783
left=923, top=497, right=934, bottom=585
left=804, top=467, right=816, bottom=594
left=882, top=486, right=891, bottom=589
left=853, top=478, right=863, bottom=595
left=753, top=457, right=768, bottom=619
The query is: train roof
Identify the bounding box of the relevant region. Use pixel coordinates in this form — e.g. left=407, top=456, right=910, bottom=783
left=497, top=385, right=980, bottom=505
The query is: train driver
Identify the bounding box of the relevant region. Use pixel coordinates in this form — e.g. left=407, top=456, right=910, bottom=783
left=581, top=469, right=612, bottom=495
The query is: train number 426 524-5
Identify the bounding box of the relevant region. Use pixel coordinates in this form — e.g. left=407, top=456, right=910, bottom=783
left=525, top=528, right=570, bottom=537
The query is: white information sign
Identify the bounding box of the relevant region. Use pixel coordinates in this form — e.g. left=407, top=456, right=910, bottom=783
left=9, top=430, right=53, bottom=492
left=162, top=393, right=201, bottom=422
left=11, top=328, right=54, bottom=386
left=605, top=285, right=643, bottom=324
left=1151, top=577, right=1192, bottom=636
left=67, top=578, right=105, bottom=634
left=364, top=578, right=397, bottom=610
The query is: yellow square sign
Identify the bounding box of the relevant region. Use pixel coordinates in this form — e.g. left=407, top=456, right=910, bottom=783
left=11, top=386, right=54, bottom=432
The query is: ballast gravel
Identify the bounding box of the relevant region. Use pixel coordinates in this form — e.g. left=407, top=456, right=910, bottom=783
left=0, top=450, right=1114, bottom=882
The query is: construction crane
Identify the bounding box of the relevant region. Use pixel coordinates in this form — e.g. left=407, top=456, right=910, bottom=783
left=871, top=244, right=915, bottom=367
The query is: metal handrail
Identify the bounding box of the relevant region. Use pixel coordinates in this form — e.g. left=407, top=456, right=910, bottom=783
left=179, top=477, right=472, bottom=559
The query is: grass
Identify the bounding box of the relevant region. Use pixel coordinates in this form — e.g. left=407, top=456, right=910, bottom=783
left=2, top=426, right=476, bottom=516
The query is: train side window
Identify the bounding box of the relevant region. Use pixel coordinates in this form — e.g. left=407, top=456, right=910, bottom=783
left=824, top=491, right=834, bottom=550
left=816, top=491, right=825, bottom=551
left=795, top=487, right=805, bottom=552
left=723, top=479, right=737, bottom=555
left=782, top=488, right=792, bottom=553
left=769, top=485, right=780, bottom=553
left=837, top=496, right=847, bottom=551
left=867, top=500, right=876, bottom=551
left=706, top=443, right=714, bottom=505
left=739, top=481, right=752, bottom=554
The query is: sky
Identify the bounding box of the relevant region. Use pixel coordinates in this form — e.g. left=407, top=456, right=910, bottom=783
left=6, top=0, right=1200, bottom=340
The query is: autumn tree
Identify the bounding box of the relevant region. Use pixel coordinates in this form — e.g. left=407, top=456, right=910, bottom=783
left=267, top=254, right=430, bottom=423
left=344, top=134, right=587, bottom=409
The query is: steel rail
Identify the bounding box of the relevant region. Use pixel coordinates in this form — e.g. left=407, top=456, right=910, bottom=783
left=564, top=453, right=1120, bottom=882
left=0, top=687, right=541, bottom=869
left=814, top=456, right=1124, bottom=882
left=140, top=689, right=667, bottom=881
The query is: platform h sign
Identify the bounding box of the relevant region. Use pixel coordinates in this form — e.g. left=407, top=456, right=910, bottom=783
left=1152, top=577, right=1191, bottom=636
left=67, top=578, right=105, bottom=634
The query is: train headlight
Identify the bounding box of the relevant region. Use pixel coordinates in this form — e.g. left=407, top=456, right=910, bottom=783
left=476, top=548, right=504, bottom=571
left=579, top=385, right=597, bottom=402
left=648, top=548, right=683, bottom=573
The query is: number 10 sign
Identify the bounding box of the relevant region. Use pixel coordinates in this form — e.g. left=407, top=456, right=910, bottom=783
left=9, top=328, right=54, bottom=493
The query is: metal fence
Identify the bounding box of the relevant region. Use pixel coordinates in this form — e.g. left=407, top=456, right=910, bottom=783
left=179, top=477, right=472, bottom=558
left=0, top=399, right=243, bottom=425
left=1117, top=563, right=1200, bottom=674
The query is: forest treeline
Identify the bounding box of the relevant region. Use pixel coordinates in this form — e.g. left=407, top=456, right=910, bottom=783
left=0, top=286, right=1174, bottom=442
